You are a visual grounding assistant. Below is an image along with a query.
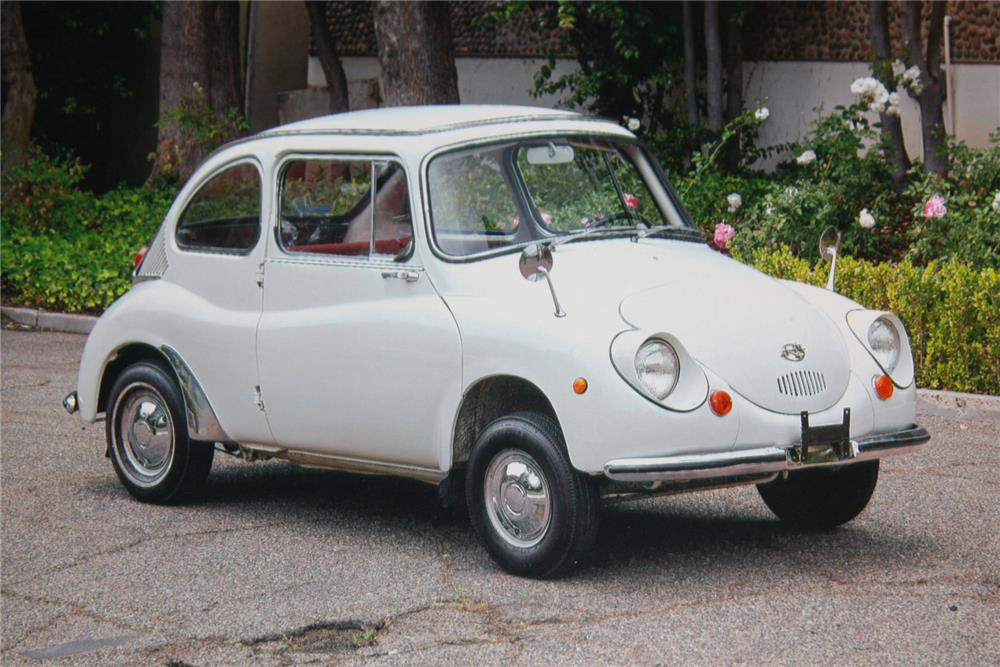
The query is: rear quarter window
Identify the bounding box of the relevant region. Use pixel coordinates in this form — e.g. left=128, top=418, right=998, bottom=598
left=176, top=161, right=262, bottom=253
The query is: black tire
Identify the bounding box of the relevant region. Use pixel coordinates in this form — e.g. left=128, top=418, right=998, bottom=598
left=105, top=360, right=214, bottom=504
left=466, top=411, right=600, bottom=578
left=757, top=460, right=879, bottom=529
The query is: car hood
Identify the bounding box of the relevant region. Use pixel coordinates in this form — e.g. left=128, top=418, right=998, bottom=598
left=432, top=238, right=851, bottom=414
left=616, top=245, right=850, bottom=414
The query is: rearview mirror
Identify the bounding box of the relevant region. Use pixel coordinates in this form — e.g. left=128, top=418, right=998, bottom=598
left=519, top=243, right=554, bottom=282
left=525, top=144, right=574, bottom=165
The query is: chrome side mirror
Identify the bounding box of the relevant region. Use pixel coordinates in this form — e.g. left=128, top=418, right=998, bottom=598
left=519, top=244, right=565, bottom=317
left=819, top=226, right=841, bottom=291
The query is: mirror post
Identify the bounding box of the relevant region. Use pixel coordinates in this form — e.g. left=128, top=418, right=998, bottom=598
left=826, top=248, right=838, bottom=291
left=537, top=267, right=566, bottom=318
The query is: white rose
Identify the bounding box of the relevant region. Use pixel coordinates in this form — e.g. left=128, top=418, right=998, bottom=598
left=858, top=208, right=876, bottom=229
left=850, top=77, right=867, bottom=95
left=892, top=59, right=906, bottom=78
left=754, top=107, right=770, bottom=121
left=887, top=96, right=900, bottom=116
left=627, top=117, right=641, bottom=131
left=726, top=193, right=742, bottom=213
left=796, top=150, right=817, bottom=166
left=992, top=191, right=1000, bottom=212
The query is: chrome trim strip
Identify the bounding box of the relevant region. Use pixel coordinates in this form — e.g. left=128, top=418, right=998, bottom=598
left=604, top=424, right=930, bottom=482
left=160, top=346, right=229, bottom=442
left=282, top=450, right=447, bottom=484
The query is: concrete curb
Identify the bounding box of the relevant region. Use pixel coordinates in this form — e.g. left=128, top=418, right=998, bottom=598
left=916, top=388, right=1000, bottom=424
left=2, top=306, right=97, bottom=335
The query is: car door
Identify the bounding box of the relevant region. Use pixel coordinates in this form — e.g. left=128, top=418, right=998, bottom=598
left=166, top=157, right=274, bottom=445
left=256, top=155, right=462, bottom=470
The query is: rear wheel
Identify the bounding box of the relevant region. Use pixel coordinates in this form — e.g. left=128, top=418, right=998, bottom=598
left=466, top=412, right=600, bottom=578
left=757, top=460, right=879, bottom=529
left=106, top=360, right=214, bottom=503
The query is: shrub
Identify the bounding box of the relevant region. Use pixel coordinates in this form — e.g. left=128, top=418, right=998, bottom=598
left=1, top=147, right=175, bottom=313
left=745, top=246, right=1000, bottom=394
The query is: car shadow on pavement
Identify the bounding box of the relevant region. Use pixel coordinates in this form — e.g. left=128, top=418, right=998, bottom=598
left=83, top=458, right=932, bottom=580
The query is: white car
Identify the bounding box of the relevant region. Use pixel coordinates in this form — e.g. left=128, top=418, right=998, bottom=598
left=64, top=105, right=929, bottom=577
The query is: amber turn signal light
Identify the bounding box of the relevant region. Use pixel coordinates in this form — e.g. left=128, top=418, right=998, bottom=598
left=710, top=390, right=732, bottom=416
left=573, top=377, right=589, bottom=395
left=874, top=374, right=894, bottom=400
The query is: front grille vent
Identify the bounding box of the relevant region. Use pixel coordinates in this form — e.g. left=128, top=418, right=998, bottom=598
left=777, top=370, right=827, bottom=397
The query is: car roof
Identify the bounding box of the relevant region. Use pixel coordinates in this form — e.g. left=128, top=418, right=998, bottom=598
left=257, top=104, right=601, bottom=136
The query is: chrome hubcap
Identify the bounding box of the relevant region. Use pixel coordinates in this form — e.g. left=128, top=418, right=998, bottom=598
left=114, top=383, right=174, bottom=486
left=484, top=449, right=552, bottom=548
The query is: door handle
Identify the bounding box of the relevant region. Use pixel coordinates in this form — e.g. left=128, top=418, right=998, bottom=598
left=381, top=269, right=420, bottom=283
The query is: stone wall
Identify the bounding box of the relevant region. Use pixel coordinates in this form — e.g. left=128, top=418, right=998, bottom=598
left=744, top=1, right=999, bottom=64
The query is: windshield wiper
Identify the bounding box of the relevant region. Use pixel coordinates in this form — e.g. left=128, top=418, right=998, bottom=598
left=545, top=217, right=635, bottom=249
left=631, top=225, right=706, bottom=242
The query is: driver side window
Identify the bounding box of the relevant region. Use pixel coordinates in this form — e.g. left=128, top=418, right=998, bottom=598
left=279, top=158, right=412, bottom=258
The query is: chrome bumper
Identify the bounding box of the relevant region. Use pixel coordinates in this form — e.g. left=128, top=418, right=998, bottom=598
left=603, top=424, right=930, bottom=483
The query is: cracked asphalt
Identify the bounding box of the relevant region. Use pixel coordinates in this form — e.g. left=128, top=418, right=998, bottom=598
left=2, top=329, right=999, bottom=665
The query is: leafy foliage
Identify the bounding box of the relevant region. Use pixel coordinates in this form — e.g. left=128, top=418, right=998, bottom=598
left=2, top=147, right=175, bottom=313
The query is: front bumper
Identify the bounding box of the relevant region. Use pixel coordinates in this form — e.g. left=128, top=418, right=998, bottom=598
left=603, top=423, right=930, bottom=482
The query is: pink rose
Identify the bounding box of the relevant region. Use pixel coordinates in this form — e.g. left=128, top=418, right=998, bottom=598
left=580, top=217, right=590, bottom=227
left=512, top=215, right=520, bottom=228
left=541, top=212, right=553, bottom=226
left=624, top=193, right=639, bottom=209
left=713, top=222, right=735, bottom=249
left=923, top=194, right=947, bottom=219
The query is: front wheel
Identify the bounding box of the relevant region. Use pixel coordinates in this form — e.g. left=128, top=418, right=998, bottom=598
left=106, top=360, right=214, bottom=504
left=466, top=412, right=600, bottom=578
left=757, top=460, right=879, bottom=529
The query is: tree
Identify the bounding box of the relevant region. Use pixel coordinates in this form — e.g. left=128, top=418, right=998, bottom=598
left=722, top=4, right=744, bottom=170
left=867, top=0, right=911, bottom=189
left=682, top=1, right=698, bottom=126
left=1, top=1, right=38, bottom=173
left=703, top=0, right=723, bottom=132
left=149, top=0, right=244, bottom=183
left=373, top=1, right=459, bottom=106
left=305, top=0, right=349, bottom=113
left=899, top=0, right=948, bottom=177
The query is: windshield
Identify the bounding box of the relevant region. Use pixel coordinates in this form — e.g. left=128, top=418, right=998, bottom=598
left=427, top=136, right=694, bottom=257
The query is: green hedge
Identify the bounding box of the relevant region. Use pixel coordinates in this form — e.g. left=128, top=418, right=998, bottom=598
left=747, top=246, right=1000, bottom=395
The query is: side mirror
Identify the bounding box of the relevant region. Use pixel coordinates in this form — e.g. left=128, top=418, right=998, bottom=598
left=519, top=243, right=554, bottom=282
left=818, top=226, right=841, bottom=291
left=519, top=244, right=565, bottom=317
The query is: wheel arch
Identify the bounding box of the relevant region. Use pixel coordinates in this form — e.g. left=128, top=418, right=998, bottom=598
left=450, top=375, right=561, bottom=469
left=97, top=343, right=228, bottom=443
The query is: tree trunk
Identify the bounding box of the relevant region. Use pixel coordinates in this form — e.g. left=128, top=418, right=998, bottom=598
left=867, top=0, right=911, bottom=189
left=682, top=1, right=698, bottom=126
left=305, top=0, right=349, bottom=113
left=900, top=0, right=948, bottom=177
left=149, top=0, right=244, bottom=183
left=1, top=1, right=38, bottom=173
left=703, top=0, right=723, bottom=132
left=722, top=5, right=744, bottom=170
left=373, top=1, right=459, bottom=106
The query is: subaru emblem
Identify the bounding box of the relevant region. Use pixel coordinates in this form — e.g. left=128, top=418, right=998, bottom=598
left=781, top=343, right=806, bottom=362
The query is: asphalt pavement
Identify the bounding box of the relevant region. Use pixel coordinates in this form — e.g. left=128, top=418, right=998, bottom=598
left=2, top=328, right=998, bottom=665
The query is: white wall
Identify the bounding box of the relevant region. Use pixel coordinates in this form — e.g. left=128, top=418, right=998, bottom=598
left=744, top=61, right=1000, bottom=168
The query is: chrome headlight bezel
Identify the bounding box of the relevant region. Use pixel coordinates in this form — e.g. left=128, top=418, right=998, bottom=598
left=634, top=338, right=680, bottom=400
left=867, top=316, right=901, bottom=373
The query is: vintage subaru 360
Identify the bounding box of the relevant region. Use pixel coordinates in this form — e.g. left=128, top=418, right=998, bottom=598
left=64, top=106, right=929, bottom=577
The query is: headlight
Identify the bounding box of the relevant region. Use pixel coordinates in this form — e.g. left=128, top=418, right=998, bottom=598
left=634, top=339, right=679, bottom=400
left=867, top=316, right=900, bottom=372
